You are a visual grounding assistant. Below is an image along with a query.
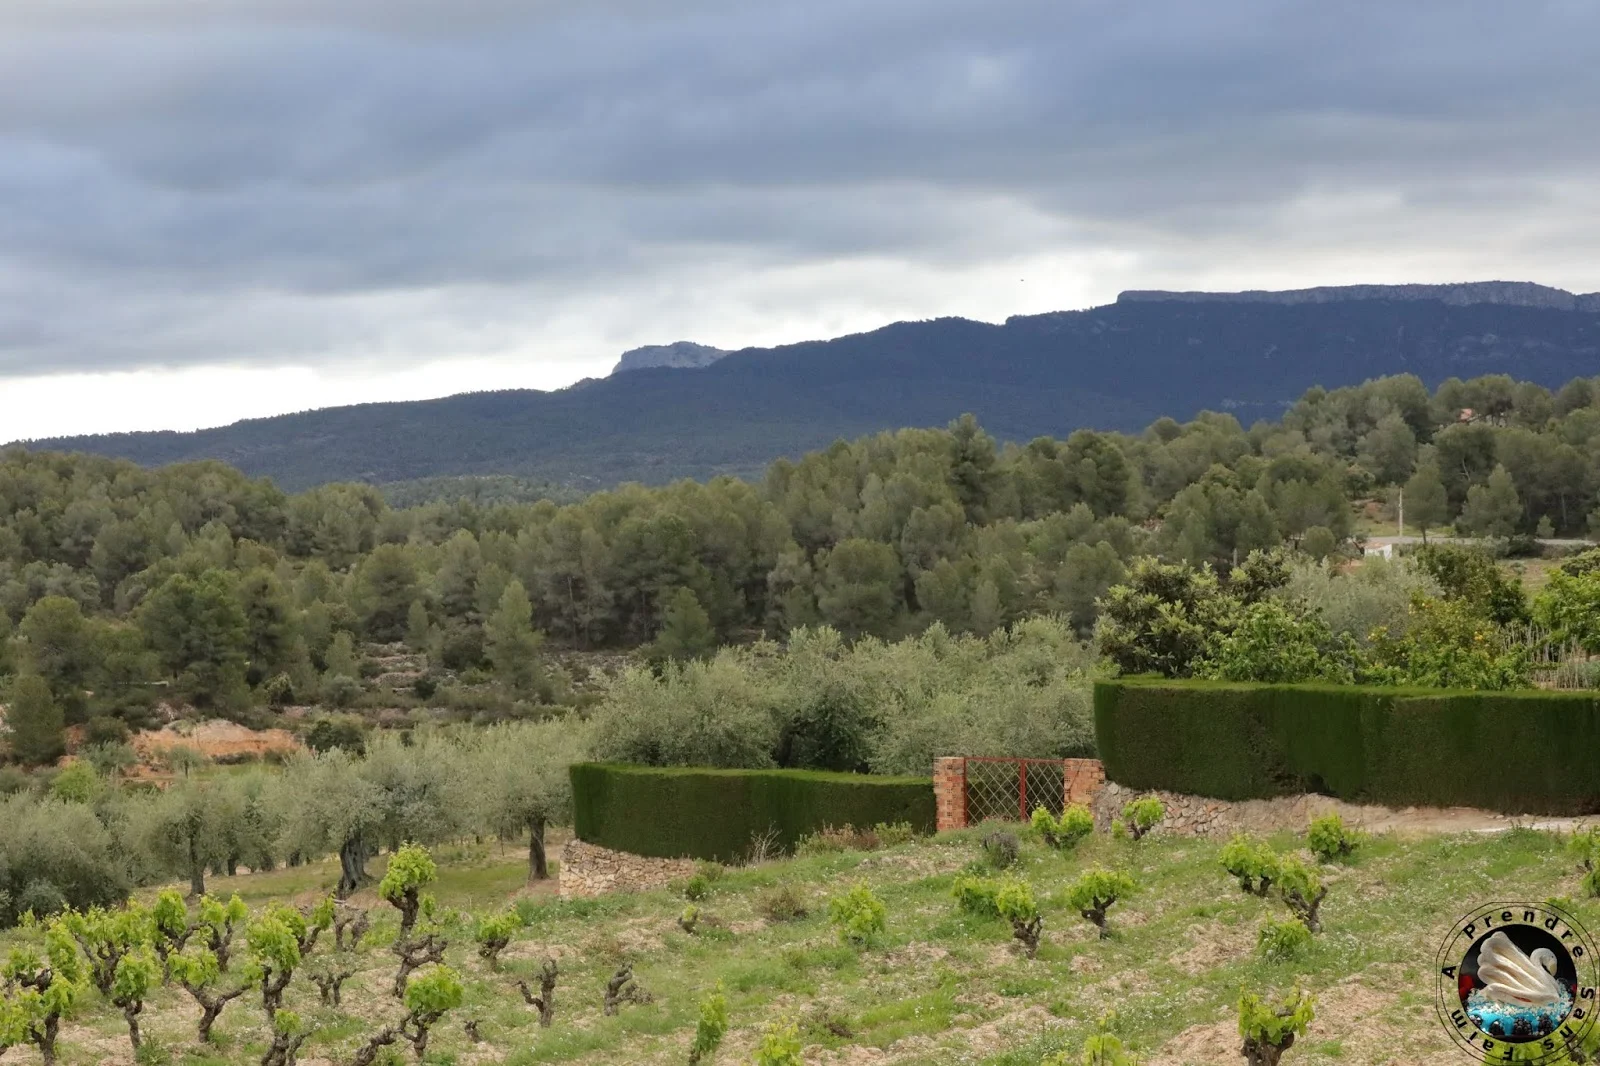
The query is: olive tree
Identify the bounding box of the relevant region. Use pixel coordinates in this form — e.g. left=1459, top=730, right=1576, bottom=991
left=469, top=720, right=586, bottom=882
left=134, top=780, right=228, bottom=898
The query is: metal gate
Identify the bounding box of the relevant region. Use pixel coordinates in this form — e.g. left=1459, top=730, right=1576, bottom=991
left=962, top=757, right=1067, bottom=825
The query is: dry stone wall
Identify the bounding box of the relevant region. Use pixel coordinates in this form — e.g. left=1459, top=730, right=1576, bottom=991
left=558, top=838, right=696, bottom=899
left=1089, top=780, right=1574, bottom=838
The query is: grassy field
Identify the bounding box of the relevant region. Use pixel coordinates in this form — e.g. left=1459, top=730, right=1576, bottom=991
left=6, top=823, right=1596, bottom=1066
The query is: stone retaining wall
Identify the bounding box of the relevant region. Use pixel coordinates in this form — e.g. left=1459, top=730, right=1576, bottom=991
left=558, top=838, right=696, bottom=899
left=1089, top=780, right=1516, bottom=838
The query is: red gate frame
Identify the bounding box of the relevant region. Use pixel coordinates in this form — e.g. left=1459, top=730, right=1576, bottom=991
left=961, top=756, right=1071, bottom=822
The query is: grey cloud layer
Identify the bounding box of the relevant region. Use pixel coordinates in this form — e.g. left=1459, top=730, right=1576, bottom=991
left=2, top=0, right=1598, bottom=376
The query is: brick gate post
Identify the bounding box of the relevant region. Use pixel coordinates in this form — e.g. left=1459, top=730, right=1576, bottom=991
left=1062, top=758, right=1106, bottom=808
left=933, top=757, right=968, bottom=832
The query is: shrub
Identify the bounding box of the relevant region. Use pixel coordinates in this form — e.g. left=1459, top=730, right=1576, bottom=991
left=571, top=764, right=934, bottom=863
left=474, top=910, right=521, bottom=969
left=304, top=715, right=367, bottom=755
left=683, top=874, right=712, bottom=902
left=1032, top=804, right=1095, bottom=849
left=695, top=860, right=725, bottom=883
left=1570, top=827, right=1600, bottom=897
left=1306, top=814, right=1361, bottom=863
left=49, top=761, right=101, bottom=804
left=689, top=985, right=729, bottom=1065
left=981, top=829, right=1020, bottom=870
left=828, top=882, right=886, bottom=947
left=379, top=843, right=438, bottom=941
left=797, top=824, right=881, bottom=855
left=1065, top=868, right=1135, bottom=940
left=1041, top=1018, right=1138, bottom=1065
left=0, top=794, right=129, bottom=927
left=994, top=879, right=1043, bottom=958
left=752, top=1019, right=804, bottom=1066
left=875, top=821, right=917, bottom=846
left=1221, top=835, right=1281, bottom=897
left=84, top=715, right=132, bottom=746
left=1120, top=796, right=1164, bottom=841
left=1237, top=988, right=1315, bottom=1066
left=1095, top=680, right=1600, bottom=815
left=951, top=875, right=1003, bottom=918
left=17, top=878, right=68, bottom=920
left=322, top=673, right=364, bottom=709
left=759, top=885, right=809, bottom=923
left=1274, top=855, right=1327, bottom=933
left=1257, top=919, right=1313, bottom=961
left=262, top=673, right=297, bottom=707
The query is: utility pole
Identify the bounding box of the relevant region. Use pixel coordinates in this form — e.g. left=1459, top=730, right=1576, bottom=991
left=1398, top=488, right=1404, bottom=539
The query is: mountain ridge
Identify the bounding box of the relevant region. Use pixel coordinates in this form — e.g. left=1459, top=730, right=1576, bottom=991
left=1117, top=280, right=1600, bottom=311
left=18, top=282, right=1600, bottom=490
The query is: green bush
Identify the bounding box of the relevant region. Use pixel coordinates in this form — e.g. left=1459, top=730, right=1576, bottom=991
left=951, top=875, right=1003, bottom=918
left=827, top=882, right=886, bottom=947
left=1065, top=868, right=1136, bottom=940
left=570, top=764, right=934, bottom=862
left=1031, top=804, right=1094, bottom=849
left=1095, top=679, right=1600, bottom=814
left=1237, top=988, right=1315, bottom=1065
left=1220, top=834, right=1281, bottom=897
left=752, top=1019, right=804, bottom=1066
left=1119, top=796, right=1164, bottom=841
left=1274, top=855, right=1327, bottom=933
left=873, top=821, right=918, bottom=847
left=1569, top=828, right=1600, bottom=897
left=689, top=985, right=729, bottom=1065
left=1306, top=814, right=1362, bottom=863
left=683, top=875, right=712, bottom=902
left=1257, top=919, right=1313, bottom=961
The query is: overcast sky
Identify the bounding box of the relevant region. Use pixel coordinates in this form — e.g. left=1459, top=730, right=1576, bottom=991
left=4, top=0, right=1600, bottom=442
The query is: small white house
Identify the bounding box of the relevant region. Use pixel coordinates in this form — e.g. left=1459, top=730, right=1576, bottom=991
left=1363, top=542, right=1395, bottom=560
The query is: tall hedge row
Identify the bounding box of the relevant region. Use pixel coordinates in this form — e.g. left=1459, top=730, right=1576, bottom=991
left=570, top=763, right=936, bottom=862
left=1094, top=680, right=1600, bottom=815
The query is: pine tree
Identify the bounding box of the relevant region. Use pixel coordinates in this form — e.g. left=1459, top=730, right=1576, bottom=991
left=323, top=631, right=360, bottom=681
left=1404, top=459, right=1450, bottom=543
left=237, top=568, right=294, bottom=677
left=1461, top=464, right=1522, bottom=539
left=8, top=672, right=65, bottom=766
left=648, top=588, right=718, bottom=664
left=486, top=580, right=546, bottom=698
left=405, top=601, right=432, bottom=653
left=139, top=571, right=250, bottom=708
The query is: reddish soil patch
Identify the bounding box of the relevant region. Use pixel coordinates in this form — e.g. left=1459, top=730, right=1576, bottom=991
left=133, top=718, right=304, bottom=762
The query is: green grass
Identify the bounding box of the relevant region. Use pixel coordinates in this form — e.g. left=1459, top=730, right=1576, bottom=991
left=8, top=824, right=1595, bottom=1065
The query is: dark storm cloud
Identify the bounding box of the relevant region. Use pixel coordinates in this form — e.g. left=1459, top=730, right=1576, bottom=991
left=1, top=0, right=1598, bottom=375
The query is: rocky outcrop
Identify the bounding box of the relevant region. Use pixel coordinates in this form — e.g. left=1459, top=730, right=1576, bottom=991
left=1118, top=281, right=1600, bottom=312
left=611, top=341, right=729, bottom=375
left=558, top=839, right=696, bottom=899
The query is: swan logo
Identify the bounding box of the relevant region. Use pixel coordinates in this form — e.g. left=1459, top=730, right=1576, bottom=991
left=1436, top=901, right=1599, bottom=1062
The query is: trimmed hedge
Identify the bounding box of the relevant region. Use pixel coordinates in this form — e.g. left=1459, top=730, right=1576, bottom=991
left=570, top=763, right=936, bottom=862
left=1094, top=680, right=1600, bottom=815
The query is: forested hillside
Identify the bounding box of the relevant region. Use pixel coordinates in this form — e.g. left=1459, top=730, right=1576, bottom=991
left=27, top=287, right=1600, bottom=489
left=2, top=371, right=1598, bottom=770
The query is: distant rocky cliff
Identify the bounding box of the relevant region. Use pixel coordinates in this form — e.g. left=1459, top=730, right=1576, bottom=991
left=612, top=341, right=729, bottom=375
left=1119, top=281, right=1600, bottom=312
